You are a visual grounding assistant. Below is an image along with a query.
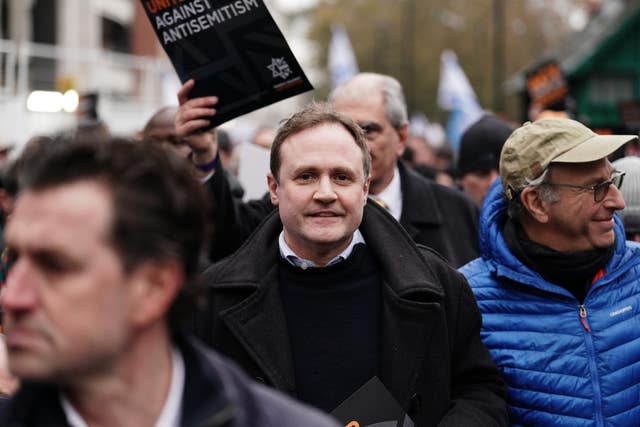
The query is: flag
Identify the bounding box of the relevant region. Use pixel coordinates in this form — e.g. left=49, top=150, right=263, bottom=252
left=437, top=50, right=483, bottom=151
left=328, top=24, right=359, bottom=89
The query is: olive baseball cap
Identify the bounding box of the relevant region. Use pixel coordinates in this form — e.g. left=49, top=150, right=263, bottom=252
left=500, top=119, right=638, bottom=199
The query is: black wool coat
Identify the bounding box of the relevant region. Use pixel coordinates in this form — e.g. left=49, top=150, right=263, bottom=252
left=194, top=201, right=507, bottom=427
left=396, top=161, right=479, bottom=268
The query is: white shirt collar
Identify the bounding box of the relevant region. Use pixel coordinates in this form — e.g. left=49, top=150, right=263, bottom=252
left=61, top=346, right=185, bottom=427
left=371, top=166, right=402, bottom=220
left=154, top=347, right=185, bottom=427
left=279, top=229, right=366, bottom=269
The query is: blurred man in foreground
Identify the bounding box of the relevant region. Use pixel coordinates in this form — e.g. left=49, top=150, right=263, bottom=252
left=0, top=138, right=339, bottom=427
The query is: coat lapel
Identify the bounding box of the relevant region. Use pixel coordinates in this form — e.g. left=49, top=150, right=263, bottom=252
left=398, top=161, right=443, bottom=240
left=361, top=202, right=445, bottom=407
left=220, top=266, right=296, bottom=393
left=213, top=212, right=296, bottom=393
left=379, top=288, right=441, bottom=407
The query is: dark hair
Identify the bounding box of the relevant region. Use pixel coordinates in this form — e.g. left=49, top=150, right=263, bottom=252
left=270, top=102, right=371, bottom=180
left=18, top=137, right=207, bottom=333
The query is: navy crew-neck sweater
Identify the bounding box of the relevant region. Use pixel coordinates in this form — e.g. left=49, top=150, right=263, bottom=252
left=278, top=244, right=381, bottom=412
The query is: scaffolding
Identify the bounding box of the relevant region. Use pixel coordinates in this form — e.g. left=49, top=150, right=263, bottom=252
left=0, top=38, right=176, bottom=145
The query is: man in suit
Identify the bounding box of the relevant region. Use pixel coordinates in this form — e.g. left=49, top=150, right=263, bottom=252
left=329, top=73, right=479, bottom=267
left=188, top=102, right=507, bottom=425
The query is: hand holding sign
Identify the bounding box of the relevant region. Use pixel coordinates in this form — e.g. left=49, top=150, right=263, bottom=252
left=175, top=79, right=218, bottom=136
left=175, top=79, right=220, bottom=176
left=141, top=0, right=313, bottom=128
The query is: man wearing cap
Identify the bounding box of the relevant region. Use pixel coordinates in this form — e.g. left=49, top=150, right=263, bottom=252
left=456, top=115, right=513, bottom=208
left=460, top=118, right=640, bottom=425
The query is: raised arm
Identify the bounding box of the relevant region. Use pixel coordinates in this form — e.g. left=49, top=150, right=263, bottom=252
left=175, top=80, right=275, bottom=262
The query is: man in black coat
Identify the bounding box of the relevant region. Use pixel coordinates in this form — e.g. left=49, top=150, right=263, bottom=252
left=0, top=138, right=339, bottom=427
left=186, top=102, right=507, bottom=425
left=330, top=73, right=479, bottom=267
left=176, top=74, right=479, bottom=268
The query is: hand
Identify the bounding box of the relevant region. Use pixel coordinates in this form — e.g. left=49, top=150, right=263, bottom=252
left=175, top=79, right=219, bottom=172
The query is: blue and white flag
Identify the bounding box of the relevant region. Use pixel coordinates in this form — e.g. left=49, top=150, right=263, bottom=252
left=328, top=24, right=359, bottom=89
left=437, top=50, right=483, bottom=151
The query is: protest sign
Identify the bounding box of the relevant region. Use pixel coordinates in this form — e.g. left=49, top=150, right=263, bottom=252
left=526, top=61, right=568, bottom=110
left=140, top=0, right=313, bottom=127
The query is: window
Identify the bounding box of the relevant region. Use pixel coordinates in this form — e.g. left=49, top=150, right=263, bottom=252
left=588, top=76, right=635, bottom=105
left=102, top=17, right=130, bottom=53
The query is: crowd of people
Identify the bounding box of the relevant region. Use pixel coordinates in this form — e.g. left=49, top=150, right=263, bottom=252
left=0, top=71, right=639, bottom=426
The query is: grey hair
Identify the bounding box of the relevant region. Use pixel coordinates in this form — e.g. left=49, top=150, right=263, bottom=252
left=329, top=73, right=408, bottom=130
left=507, top=167, right=560, bottom=220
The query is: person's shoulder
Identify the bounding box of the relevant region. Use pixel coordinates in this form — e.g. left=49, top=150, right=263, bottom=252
left=625, top=239, right=640, bottom=252
left=416, top=243, right=450, bottom=265
left=459, top=257, right=491, bottom=282
left=415, top=244, right=469, bottom=286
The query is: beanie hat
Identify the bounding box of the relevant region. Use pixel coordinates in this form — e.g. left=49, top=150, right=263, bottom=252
left=612, top=156, right=640, bottom=233
left=500, top=119, right=637, bottom=200
left=457, top=115, right=513, bottom=177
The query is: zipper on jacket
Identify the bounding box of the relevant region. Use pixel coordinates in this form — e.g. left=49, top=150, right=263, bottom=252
left=579, top=304, right=604, bottom=427
left=579, top=304, right=591, bottom=333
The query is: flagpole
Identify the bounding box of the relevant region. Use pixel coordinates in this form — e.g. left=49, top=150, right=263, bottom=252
left=493, top=0, right=505, bottom=113
left=403, top=0, right=417, bottom=113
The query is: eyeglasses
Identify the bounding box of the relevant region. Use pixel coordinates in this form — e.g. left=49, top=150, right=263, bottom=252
left=544, top=170, right=625, bottom=202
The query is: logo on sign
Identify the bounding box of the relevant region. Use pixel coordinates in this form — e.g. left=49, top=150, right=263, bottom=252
left=268, top=57, right=292, bottom=80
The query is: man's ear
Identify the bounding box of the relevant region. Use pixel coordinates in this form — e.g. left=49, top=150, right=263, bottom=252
left=128, top=259, right=183, bottom=329
left=520, top=187, right=550, bottom=223
left=267, top=172, right=279, bottom=206
left=395, top=122, right=409, bottom=157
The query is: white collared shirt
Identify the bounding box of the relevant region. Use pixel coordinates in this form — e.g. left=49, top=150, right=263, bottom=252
left=370, top=166, right=402, bottom=220
left=279, top=229, right=366, bottom=269
left=61, top=347, right=185, bottom=427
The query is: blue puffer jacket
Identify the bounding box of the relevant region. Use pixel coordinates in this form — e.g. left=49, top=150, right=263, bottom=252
left=460, top=180, right=640, bottom=427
